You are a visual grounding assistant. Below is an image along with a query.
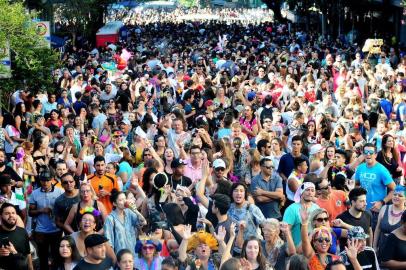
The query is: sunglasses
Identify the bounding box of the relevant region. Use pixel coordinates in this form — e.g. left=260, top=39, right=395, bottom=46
left=315, top=237, right=330, bottom=243
left=262, top=165, right=274, bottom=170
left=315, top=217, right=329, bottom=223
left=363, top=150, right=375, bottom=155
left=142, top=245, right=155, bottom=251
left=215, top=167, right=225, bottom=172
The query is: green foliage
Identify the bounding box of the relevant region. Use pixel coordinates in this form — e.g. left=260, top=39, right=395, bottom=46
left=179, top=0, right=198, bottom=8
left=0, top=0, right=61, bottom=110
left=54, top=0, right=115, bottom=44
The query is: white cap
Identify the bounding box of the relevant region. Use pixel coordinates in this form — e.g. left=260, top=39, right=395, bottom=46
left=213, top=159, right=226, bottom=169
left=309, top=144, right=325, bottom=155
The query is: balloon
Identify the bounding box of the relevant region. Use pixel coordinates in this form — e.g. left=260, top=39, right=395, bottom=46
left=120, top=48, right=132, bottom=62
left=116, top=57, right=127, bottom=70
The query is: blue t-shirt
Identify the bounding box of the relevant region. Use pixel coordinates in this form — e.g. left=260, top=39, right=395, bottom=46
left=282, top=202, right=320, bottom=246
left=355, top=162, right=393, bottom=209
left=330, top=227, right=343, bottom=254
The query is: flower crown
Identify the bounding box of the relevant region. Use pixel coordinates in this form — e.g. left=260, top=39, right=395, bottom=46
left=79, top=206, right=101, bottom=217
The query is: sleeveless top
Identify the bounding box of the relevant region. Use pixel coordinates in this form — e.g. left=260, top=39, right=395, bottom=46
left=286, top=171, right=304, bottom=201
left=308, top=253, right=339, bottom=270
left=377, top=205, right=403, bottom=255
left=73, top=200, right=103, bottom=232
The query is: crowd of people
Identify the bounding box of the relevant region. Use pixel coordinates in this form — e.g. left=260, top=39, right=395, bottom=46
left=0, top=10, right=405, bottom=270
left=106, top=7, right=274, bottom=25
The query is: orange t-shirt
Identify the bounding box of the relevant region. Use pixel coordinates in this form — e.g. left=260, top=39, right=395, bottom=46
left=88, top=173, right=120, bottom=214
left=316, top=190, right=348, bottom=221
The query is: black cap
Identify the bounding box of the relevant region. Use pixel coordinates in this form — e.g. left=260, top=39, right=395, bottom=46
left=211, top=194, right=231, bottom=210
left=84, top=234, right=109, bottom=248
left=171, top=158, right=186, bottom=168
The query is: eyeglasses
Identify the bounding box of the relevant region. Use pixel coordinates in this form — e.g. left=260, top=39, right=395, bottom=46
left=315, top=237, right=330, bottom=243
left=142, top=245, right=155, bottom=251
left=393, top=192, right=405, bottom=197
left=81, top=189, right=91, bottom=193
left=315, top=217, right=329, bottom=223
left=363, top=150, right=375, bottom=155
left=62, top=180, right=75, bottom=185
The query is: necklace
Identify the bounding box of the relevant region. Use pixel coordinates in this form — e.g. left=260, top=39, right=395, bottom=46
left=390, top=206, right=404, bottom=218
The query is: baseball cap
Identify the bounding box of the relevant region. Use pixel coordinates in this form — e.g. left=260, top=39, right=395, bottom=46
left=120, top=119, right=131, bottom=126
left=84, top=234, right=109, bottom=248
left=309, top=144, right=325, bottom=156
left=247, top=92, right=256, bottom=101
left=293, top=182, right=315, bottom=203
left=85, top=85, right=93, bottom=92
left=213, top=159, right=226, bottom=169
left=204, top=100, right=214, bottom=108
left=171, top=158, right=187, bottom=168
left=347, top=226, right=369, bottom=240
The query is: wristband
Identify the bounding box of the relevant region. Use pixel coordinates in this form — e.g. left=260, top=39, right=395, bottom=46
left=380, top=200, right=386, bottom=205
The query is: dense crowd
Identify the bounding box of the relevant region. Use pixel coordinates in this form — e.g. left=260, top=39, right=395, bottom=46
left=0, top=14, right=405, bottom=270
left=106, top=7, right=274, bottom=25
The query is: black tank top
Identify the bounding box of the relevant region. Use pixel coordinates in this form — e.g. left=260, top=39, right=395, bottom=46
left=74, top=200, right=104, bottom=232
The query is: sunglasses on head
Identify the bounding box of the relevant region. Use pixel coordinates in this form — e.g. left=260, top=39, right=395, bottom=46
left=315, top=237, right=330, bottom=243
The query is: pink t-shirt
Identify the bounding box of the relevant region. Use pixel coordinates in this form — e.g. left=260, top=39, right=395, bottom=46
left=183, top=158, right=202, bottom=183
left=239, top=117, right=257, bottom=139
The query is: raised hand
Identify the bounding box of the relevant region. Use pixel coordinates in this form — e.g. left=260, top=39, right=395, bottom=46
left=229, top=222, right=236, bottom=238
left=345, top=239, right=360, bottom=261
left=214, top=226, right=226, bottom=242
left=300, top=206, right=309, bottom=223
left=279, top=222, right=290, bottom=234
left=181, top=224, right=193, bottom=240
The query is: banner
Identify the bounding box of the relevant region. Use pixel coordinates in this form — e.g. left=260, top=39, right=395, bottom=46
left=34, top=21, right=51, bottom=48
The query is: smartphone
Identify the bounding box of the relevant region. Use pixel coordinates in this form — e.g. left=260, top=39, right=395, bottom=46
left=0, top=237, right=9, bottom=247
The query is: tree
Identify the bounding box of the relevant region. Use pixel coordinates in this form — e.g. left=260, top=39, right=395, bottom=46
left=53, top=0, right=115, bottom=45
left=0, top=0, right=61, bottom=109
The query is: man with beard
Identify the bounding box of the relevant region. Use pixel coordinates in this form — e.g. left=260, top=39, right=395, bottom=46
left=283, top=182, right=319, bottom=247
left=73, top=234, right=113, bottom=270
left=29, top=168, right=64, bottom=270
left=88, top=156, right=120, bottom=214
left=54, top=173, right=80, bottom=232
left=354, top=143, right=395, bottom=230
left=0, top=203, right=32, bottom=270
left=337, top=188, right=372, bottom=248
